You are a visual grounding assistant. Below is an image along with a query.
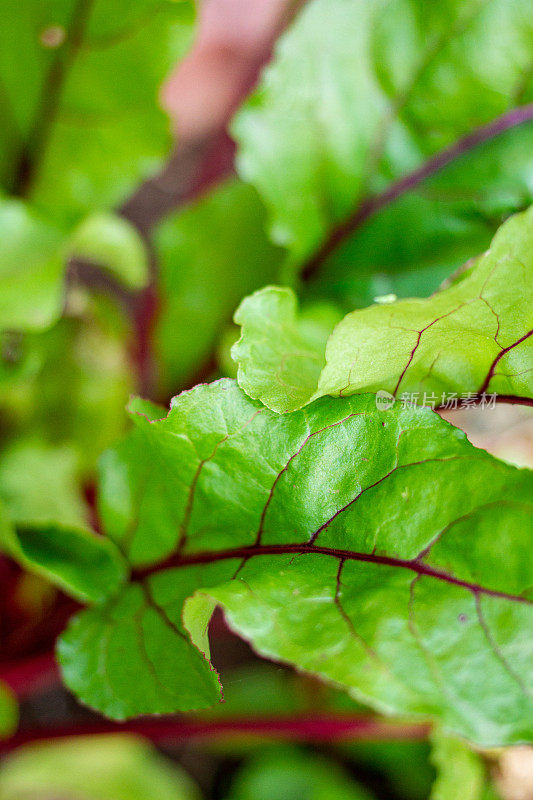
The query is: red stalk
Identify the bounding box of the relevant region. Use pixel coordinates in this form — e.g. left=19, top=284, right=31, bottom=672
left=0, top=713, right=430, bottom=754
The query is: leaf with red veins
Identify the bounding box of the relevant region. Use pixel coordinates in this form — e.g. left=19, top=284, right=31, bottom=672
left=233, top=207, right=533, bottom=411
left=46, top=380, right=533, bottom=745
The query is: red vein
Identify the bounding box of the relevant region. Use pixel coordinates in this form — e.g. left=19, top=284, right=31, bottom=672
left=255, top=412, right=360, bottom=545
left=302, top=102, right=533, bottom=280
left=478, top=328, right=533, bottom=394
left=474, top=594, right=531, bottom=697
left=134, top=543, right=531, bottom=606
left=437, top=392, right=533, bottom=410
left=393, top=303, right=469, bottom=395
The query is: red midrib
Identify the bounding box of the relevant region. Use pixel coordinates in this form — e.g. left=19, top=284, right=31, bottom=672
left=134, top=542, right=531, bottom=606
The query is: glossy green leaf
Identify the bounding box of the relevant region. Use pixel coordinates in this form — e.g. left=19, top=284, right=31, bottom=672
left=0, top=198, right=65, bottom=332
left=0, top=683, right=17, bottom=741
left=226, top=746, right=373, bottom=800
left=54, top=380, right=532, bottom=745
left=429, top=730, right=491, bottom=800
left=233, top=0, right=533, bottom=283
left=0, top=735, right=199, bottom=800
left=153, top=179, right=283, bottom=393
left=69, top=212, right=149, bottom=289
left=58, top=570, right=225, bottom=718
left=233, top=207, right=533, bottom=412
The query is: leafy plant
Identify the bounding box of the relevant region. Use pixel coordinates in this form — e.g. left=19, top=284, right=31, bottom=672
left=1, top=0, right=532, bottom=797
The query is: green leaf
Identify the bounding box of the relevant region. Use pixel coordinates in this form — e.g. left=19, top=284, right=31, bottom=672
left=345, top=740, right=434, bottom=800
left=0, top=735, right=199, bottom=800
left=0, top=1, right=194, bottom=336
left=0, top=440, right=125, bottom=603
left=308, top=124, right=533, bottom=307
left=1, top=522, right=127, bottom=604
left=232, top=0, right=533, bottom=283
left=225, top=746, right=373, bottom=800
left=58, top=572, right=224, bottom=718
left=153, top=179, right=283, bottom=392
left=0, top=299, right=135, bottom=473
left=233, top=287, right=343, bottom=412
left=429, top=730, right=490, bottom=800
left=0, top=198, right=65, bottom=332
left=233, top=207, right=533, bottom=412
left=0, top=0, right=195, bottom=222
left=55, top=381, right=532, bottom=745
left=69, top=212, right=149, bottom=289
left=0, top=441, right=87, bottom=528
left=0, top=683, right=17, bottom=741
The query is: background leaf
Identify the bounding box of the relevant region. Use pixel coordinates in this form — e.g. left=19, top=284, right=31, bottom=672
left=0, top=683, right=17, bottom=741
left=69, top=211, right=149, bottom=289
left=233, top=0, right=533, bottom=295
left=0, top=198, right=65, bottom=332
left=153, top=179, right=283, bottom=394
left=225, top=745, right=374, bottom=800
left=0, top=520, right=126, bottom=604
left=0, top=735, right=200, bottom=800
left=429, top=730, right=493, bottom=800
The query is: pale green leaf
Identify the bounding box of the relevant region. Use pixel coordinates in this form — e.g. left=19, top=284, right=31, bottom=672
left=0, top=300, right=134, bottom=473
left=0, top=198, right=65, bottom=332
left=69, top=212, right=149, bottom=289
left=233, top=207, right=533, bottom=411
left=233, top=287, right=342, bottom=412
left=0, top=735, right=199, bottom=800
left=429, top=730, right=491, bottom=800
left=0, top=441, right=87, bottom=528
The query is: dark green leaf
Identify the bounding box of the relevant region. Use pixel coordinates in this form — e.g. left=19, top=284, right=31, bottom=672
left=1, top=520, right=126, bottom=604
